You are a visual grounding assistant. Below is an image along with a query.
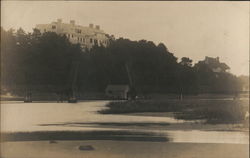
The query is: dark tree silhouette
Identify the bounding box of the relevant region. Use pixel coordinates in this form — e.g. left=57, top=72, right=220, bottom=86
left=1, top=28, right=245, bottom=97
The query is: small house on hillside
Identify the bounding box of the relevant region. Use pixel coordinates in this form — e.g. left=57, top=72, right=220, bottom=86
left=105, top=84, right=130, bottom=99
left=203, top=56, right=230, bottom=73
left=195, top=56, right=230, bottom=74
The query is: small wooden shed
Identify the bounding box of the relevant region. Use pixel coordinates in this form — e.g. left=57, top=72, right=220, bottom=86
left=105, top=84, right=130, bottom=99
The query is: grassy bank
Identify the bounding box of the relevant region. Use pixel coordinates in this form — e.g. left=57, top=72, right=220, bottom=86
left=99, top=99, right=249, bottom=125
left=1, top=131, right=168, bottom=142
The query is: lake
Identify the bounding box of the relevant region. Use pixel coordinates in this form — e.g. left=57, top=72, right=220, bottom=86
left=1, top=101, right=249, bottom=144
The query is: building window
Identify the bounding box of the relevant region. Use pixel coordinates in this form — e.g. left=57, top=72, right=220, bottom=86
left=75, top=29, right=81, bottom=34
left=90, top=38, right=93, bottom=43
left=52, top=25, right=56, bottom=29
left=72, top=34, right=74, bottom=38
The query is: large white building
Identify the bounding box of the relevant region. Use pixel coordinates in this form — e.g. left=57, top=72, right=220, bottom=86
left=36, top=19, right=110, bottom=50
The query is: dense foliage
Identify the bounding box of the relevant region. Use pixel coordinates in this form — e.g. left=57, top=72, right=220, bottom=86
left=100, top=100, right=249, bottom=125
left=1, top=28, right=245, bottom=96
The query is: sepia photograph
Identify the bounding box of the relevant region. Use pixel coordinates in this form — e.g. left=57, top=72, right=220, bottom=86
left=0, top=1, right=249, bottom=158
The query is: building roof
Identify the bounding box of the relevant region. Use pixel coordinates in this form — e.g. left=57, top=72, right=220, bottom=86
left=203, top=56, right=230, bottom=70
left=220, top=63, right=230, bottom=70
left=35, top=19, right=110, bottom=50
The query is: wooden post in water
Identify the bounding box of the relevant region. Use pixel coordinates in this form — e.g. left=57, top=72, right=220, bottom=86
left=180, top=93, right=183, bottom=100
left=68, top=61, right=80, bottom=103
left=125, top=62, right=136, bottom=100
left=24, top=73, right=32, bottom=103
left=24, top=88, right=32, bottom=102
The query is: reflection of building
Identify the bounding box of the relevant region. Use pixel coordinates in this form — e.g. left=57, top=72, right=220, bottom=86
left=203, top=56, right=230, bottom=73
left=105, top=84, right=130, bottom=100
left=36, top=19, right=110, bottom=50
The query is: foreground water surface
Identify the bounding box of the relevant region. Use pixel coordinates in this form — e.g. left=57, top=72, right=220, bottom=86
left=1, top=101, right=249, bottom=144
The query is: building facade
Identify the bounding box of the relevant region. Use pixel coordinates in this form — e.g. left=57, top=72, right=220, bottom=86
left=36, top=19, right=110, bottom=50
left=203, top=56, right=230, bottom=73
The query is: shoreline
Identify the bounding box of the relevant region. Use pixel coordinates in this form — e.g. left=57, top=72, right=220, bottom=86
left=1, top=140, right=249, bottom=158
left=1, top=129, right=249, bottom=144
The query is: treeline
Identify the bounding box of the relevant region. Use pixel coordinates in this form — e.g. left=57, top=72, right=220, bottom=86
left=1, top=28, right=245, bottom=96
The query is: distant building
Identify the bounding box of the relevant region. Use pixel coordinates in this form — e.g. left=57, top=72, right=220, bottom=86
left=238, top=75, right=249, bottom=92
left=105, top=84, right=130, bottom=99
left=36, top=19, right=110, bottom=50
left=201, top=56, right=230, bottom=73
left=179, top=57, right=192, bottom=67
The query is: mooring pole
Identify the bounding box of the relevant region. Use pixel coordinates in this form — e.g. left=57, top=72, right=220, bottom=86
left=68, top=61, right=80, bottom=103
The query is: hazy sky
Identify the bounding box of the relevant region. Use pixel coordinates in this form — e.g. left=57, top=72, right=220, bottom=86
left=1, top=1, right=249, bottom=76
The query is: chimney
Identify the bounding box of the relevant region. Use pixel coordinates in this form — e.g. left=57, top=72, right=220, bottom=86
left=95, top=25, right=100, bottom=30
left=89, top=23, right=94, bottom=28
left=216, top=57, right=219, bottom=62
left=205, top=56, right=209, bottom=64
left=70, top=20, right=75, bottom=25
left=57, top=19, right=62, bottom=23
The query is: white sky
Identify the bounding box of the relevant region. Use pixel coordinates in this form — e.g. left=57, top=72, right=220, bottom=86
left=1, top=1, right=249, bottom=76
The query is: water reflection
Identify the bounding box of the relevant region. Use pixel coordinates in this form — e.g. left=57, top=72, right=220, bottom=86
left=167, top=130, right=249, bottom=144
left=39, top=122, right=171, bottom=127
left=1, top=101, right=189, bottom=132
left=1, top=130, right=169, bottom=142
left=1, top=101, right=249, bottom=144
left=2, top=129, right=248, bottom=144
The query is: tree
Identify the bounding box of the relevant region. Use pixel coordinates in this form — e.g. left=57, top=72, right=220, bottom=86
left=1, top=28, right=82, bottom=95
left=1, top=27, right=240, bottom=96
left=86, top=38, right=180, bottom=93
left=180, top=57, right=193, bottom=67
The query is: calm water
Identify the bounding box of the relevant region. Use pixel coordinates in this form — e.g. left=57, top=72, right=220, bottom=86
left=1, top=101, right=249, bottom=144
left=1, top=101, right=187, bottom=132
